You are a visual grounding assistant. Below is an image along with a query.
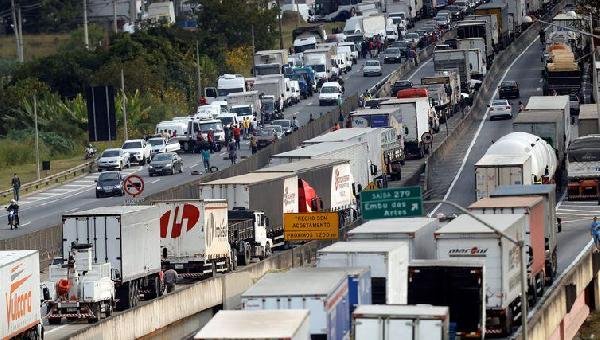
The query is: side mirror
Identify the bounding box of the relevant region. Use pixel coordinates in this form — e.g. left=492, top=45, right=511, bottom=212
left=94, top=179, right=98, bottom=183
left=557, top=217, right=562, bottom=233
left=42, top=286, right=51, bottom=301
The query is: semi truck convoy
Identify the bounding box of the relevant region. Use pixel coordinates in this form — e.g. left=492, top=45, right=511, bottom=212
left=475, top=2, right=510, bottom=48
left=433, top=49, right=471, bottom=91
left=421, top=70, right=461, bottom=115
left=456, top=19, right=495, bottom=63
left=1, top=250, right=43, bottom=339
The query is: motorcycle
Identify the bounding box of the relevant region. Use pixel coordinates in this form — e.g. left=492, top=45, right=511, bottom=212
left=85, top=145, right=97, bottom=160
left=7, top=209, right=18, bottom=230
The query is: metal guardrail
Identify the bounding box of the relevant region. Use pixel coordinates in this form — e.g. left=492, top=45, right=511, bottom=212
left=0, top=160, right=96, bottom=199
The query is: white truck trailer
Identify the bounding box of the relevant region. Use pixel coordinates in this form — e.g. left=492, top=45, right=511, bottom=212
left=227, top=90, right=261, bottom=120
left=198, top=172, right=296, bottom=249
left=317, top=241, right=409, bottom=305
left=253, top=49, right=288, bottom=76
left=195, top=310, right=310, bottom=340
left=435, top=213, right=527, bottom=337
left=353, top=305, right=450, bottom=340
left=61, top=206, right=163, bottom=310
left=347, top=217, right=438, bottom=259
left=1, top=250, right=43, bottom=339
left=457, top=38, right=487, bottom=80
left=525, top=95, right=571, bottom=143
left=433, top=49, right=471, bottom=91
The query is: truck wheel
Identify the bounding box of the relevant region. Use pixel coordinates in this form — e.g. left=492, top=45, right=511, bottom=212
left=89, top=303, right=101, bottom=323
left=238, top=247, right=250, bottom=266
left=230, top=249, right=238, bottom=271
left=49, top=317, right=62, bottom=325
left=264, top=243, right=272, bottom=259
left=211, top=262, right=218, bottom=277
left=146, top=276, right=160, bottom=299
left=105, top=300, right=113, bottom=317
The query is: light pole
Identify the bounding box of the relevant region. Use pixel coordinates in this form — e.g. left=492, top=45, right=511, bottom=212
left=425, top=199, right=529, bottom=340
left=83, top=0, right=89, bottom=49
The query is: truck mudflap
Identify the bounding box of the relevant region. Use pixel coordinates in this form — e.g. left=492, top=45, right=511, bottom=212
left=568, top=179, right=600, bottom=200
left=47, top=312, right=95, bottom=320
left=485, top=298, right=522, bottom=337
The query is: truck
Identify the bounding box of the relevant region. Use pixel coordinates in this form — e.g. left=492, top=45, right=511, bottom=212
left=302, top=127, right=403, bottom=183
left=502, top=0, right=526, bottom=36
left=157, top=116, right=225, bottom=153
left=227, top=90, right=261, bottom=120
left=195, top=310, right=310, bottom=340
left=46, top=243, right=116, bottom=324
left=253, top=49, right=288, bottom=76
left=512, top=110, right=567, bottom=167
left=433, top=49, right=471, bottom=91
left=475, top=2, right=510, bottom=49
left=253, top=75, right=286, bottom=113
left=349, top=110, right=406, bottom=180
left=457, top=38, right=488, bottom=80
left=456, top=21, right=495, bottom=64
left=491, top=184, right=560, bottom=284
left=566, top=135, right=600, bottom=200
left=378, top=97, right=432, bottom=159
left=542, top=49, right=581, bottom=95
left=407, top=259, right=486, bottom=338
left=362, top=14, right=386, bottom=38
left=242, top=270, right=350, bottom=340
left=421, top=70, right=461, bottom=116
left=353, top=305, right=450, bottom=340
left=577, top=104, right=599, bottom=136
left=469, top=196, right=548, bottom=303
left=156, top=199, right=272, bottom=277
left=525, top=96, right=571, bottom=143
left=303, top=48, right=335, bottom=86
left=60, top=206, right=163, bottom=310
left=317, top=241, right=410, bottom=305
left=1, top=250, right=43, bottom=339
left=347, top=217, right=438, bottom=259
left=311, top=0, right=380, bottom=22
left=270, top=141, right=371, bottom=190
left=435, top=213, right=527, bottom=336
left=198, top=172, right=296, bottom=249
left=343, top=15, right=364, bottom=35
left=474, top=132, right=558, bottom=199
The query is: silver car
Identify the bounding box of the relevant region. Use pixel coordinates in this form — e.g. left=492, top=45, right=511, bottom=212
left=383, top=47, right=403, bottom=63
left=363, top=60, right=382, bottom=77
left=96, top=148, right=130, bottom=171
left=488, top=99, right=513, bottom=120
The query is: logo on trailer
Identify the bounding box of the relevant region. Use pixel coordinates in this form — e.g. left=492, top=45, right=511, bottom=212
left=334, top=168, right=350, bottom=191
left=160, top=203, right=201, bottom=238
left=448, top=247, right=488, bottom=257
left=283, top=186, right=296, bottom=211
left=6, top=261, right=33, bottom=331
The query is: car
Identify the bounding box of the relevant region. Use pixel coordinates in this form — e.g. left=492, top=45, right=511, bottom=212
left=569, top=93, right=580, bottom=115
left=390, top=40, right=411, bottom=57
left=404, top=32, right=421, bottom=47
left=95, top=171, right=124, bottom=198
left=362, top=60, right=382, bottom=77
left=263, top=124, right=285, bottom=139
left=434, top=14, right=450, bottom=28
left=96, top=148, right=130, bottom=171
left=122, top=139, right=151, bottom=165
left=148, top=137, right=180, bottom=158
left=383, top=47, right=403, bottom=63
left=444, top=5, right=463, bottom=20
left=319, top=81, right=344, bottom=105
left=148, top=152, right=183, bottom=176
left=391, top=80, right=413, bottom=96
left=488, top=99, right=513, bottom=120
left=255, top=127, right=279, bottom=149
left=270, top=119, right=296, bottom=135
left=498, top=81, right=520, bottom=99
left=217, top=112, right=240, bottom=128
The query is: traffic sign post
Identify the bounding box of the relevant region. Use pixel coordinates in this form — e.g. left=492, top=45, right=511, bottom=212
left=283, top=212, right=339, bottom=241
left=360, top=186, right=423, bottom=220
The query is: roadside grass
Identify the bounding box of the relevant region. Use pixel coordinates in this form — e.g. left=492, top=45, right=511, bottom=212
left=0, top=34, right=69, bottom=60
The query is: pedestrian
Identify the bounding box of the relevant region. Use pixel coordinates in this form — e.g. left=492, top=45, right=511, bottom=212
left=518, top=101, right=524, bottom=112
left=250, top=135, right=258, bottom=154
left=291, top=115, right=299, bottom=130
left=233, top=125, right=242, bottom=150
left=207, top=128, right=215, bottom=154
left=228, top=140, right=237, bottom=165
left=243, top=118, right=251, bottom=138
left=11, top=173, right=20, bottom=202
left=164, top=268, right=178, bottom=293
left=308, top=113, right=315, bottom=123
left=201, top=147, right=211, bottom=172
left=592, top=217, right=600, bottom=250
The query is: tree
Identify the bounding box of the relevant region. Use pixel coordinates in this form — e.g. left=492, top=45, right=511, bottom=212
left=225, top=45, right=253, bottom=76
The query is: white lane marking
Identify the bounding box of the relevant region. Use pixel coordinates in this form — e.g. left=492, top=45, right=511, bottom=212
left=63, top=184, right=89, bottom=187
left=37, top=192, right=61, bottom=196
left=407, top=59, right=432, bottom=81
left=190, top=164, right=198, bottom=168
left=563, top=217, right=596, bottom=224
left=151, top=179, right=161, bottom=184
left=429, top=37, right=539, bottom=217
left=20, top=222, right=31, bottom=227
left=45, top=325, right=67, bottom=334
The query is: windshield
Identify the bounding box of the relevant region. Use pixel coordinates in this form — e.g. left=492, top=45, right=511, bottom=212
left=345, top=35, right=363, bottom=43
left=148, top=139, right=164, bottom=146
left=312, top=64, right=326, bottom=72
left=254, top=64, right=281, bottom=76
left=99, top=172, right=121, bottom=181
left=122, top=141, right=142, bottom=149
left=153, top=153, right=172, bottom=161
left=217, top=87, right=244, bottom=97
left=272, top=120, right=290, bottom=128
left=492, top=100, right=508, bottom=106
left=199, top=122, right=224, bottom=132
left=321, top=86, right=339, bottom=93
left=386, top=31, right=396, bottom=35
left=102, top=150, right=120, bottom=157
left=294, top=43, right=316, bottom=53
left=406, top=33, right=419, bottom=39
left=231, top=106, right=252, bottom=116
left=220, top=117, right=235, bottom=125
left=366, top=61, right=379, bottom=67
left=258, top=129, right=275, bottom=136
left=386, top=48, right=399, bottom=54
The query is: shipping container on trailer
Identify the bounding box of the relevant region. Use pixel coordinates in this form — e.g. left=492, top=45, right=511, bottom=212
left=435, top=213, right=527, bottom=337
left=0, top=250, right=42, bottom=340
left=433, top=49, right=471, bottom=91
left=353, top=304, right=450, bottom=340
left=241, top=270, right=350, bottom=340
left=61, top=206, right=162, bottom=310
left=347, top=217, right=438, bottom=259
left=317, top=241, right=409, bottom=305
left=525, top=96, right=571, bottom=143
left=270, top=141, right=370, bottom=189
left=408, top=259, right=486, bottom=339
left=475, top=2, right=510, bottom=48
left=469, top=196, right=547, bottom=302
left=512, top=109, right=567, bottom=164
left=194, top=309, right=310, bottom=340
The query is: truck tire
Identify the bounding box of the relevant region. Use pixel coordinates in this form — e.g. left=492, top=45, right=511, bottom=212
left=89, top=303, right=101, bottom=323
left=238, top=246, right=251, bottom=266
left=211, top=262, right=218, bottom=277
left=146, top=276, right=160, bottom=299
left=48, top=317, right=61, bottom=325
left=230, top=249, right=238, bottom=271
left=116, top=283, right=132, bottom=311
left=105, top=300, right=113, bottom=317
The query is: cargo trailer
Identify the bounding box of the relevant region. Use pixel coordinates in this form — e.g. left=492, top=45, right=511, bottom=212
left=347, top=217, right=438, bottom=259
left=433, top=49, right=471, bottom=91
left=317, top=241, right=409, bottom=304
left=512, top=109, right=567, bottom=165
left=578, top=104, right=599, bottom=136
left=525, top=96, right=571, bottom=143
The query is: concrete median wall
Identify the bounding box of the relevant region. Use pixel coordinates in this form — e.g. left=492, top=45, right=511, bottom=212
left=70, top=240, right=327, bottom=340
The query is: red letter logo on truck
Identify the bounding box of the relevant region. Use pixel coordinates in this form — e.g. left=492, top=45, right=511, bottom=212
left=5, top=262, right=33, bottom=330
left=160, top=203, right=201, bottom=238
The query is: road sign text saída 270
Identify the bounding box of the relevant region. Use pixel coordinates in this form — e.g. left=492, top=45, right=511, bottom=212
left=360, top=186, right=424, bottom=220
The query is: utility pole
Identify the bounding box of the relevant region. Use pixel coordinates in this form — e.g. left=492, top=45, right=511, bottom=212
left=277, top=0, right=283, bottom=49
left=10, top=0, right=20, bottom=62
left=17, top=5, right=23, bottom=62
left=33, top=95, right=40, bottom=180
left=121, top=68, right=128, bottom=141
left=112, top=0, right=118, bottom=33
left=196, top=41, right=202, bottom=102
left=129, top=0, right=137, bottom=27
left=83, top=0, right=89, bottom=49
left=251, top=25, right=256, bottom=73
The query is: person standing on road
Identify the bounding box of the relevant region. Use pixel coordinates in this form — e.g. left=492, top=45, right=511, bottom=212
left=11, top=173, right=20, bottom=201
left=228, top=140, right=237, bottom=165
left=250, top=135, right=258, bottom=154
left=164, top=268, right=177, bottom=293
left=308, top=113, right=315, bottom=123
left=243, top=118, right=251, bottom=138
left=201, top=147, right=211, bottom=173
left=233, top=125, right=242, bottom=150
left=292, top=116, right=299, bottom=130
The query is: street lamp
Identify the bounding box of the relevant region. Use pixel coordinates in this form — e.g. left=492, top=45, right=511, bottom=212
left=425, top=199, right=529, bottom=340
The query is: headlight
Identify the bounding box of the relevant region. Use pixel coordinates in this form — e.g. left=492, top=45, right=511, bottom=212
left=165, top=163, right=172, bottom=168
left=115, top=183, right=122, bottom=189
left=148, top=165, right=153, bottom=169
left=96, top=186, right=102, bottom=190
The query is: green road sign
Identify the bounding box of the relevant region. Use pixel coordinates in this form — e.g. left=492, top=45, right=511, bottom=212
left=360, top=186, right=424, bottom=220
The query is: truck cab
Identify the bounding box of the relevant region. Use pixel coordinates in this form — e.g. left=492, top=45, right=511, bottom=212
left=228, top=209, right=273, bottom=266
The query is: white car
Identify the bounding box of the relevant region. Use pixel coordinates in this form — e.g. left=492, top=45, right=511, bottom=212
left=148, top=137, right=180, bottom=157
left=363, top=60, right=382, bottom=77
left=122, top=139, right=152, bottom=165
left=96, top=148, right=130, bottom=171
left=289, top=80, right=301, bottom=104
left=318, top=82, right=343, bottom=106
left=488, top=99, right=513, bottom=120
